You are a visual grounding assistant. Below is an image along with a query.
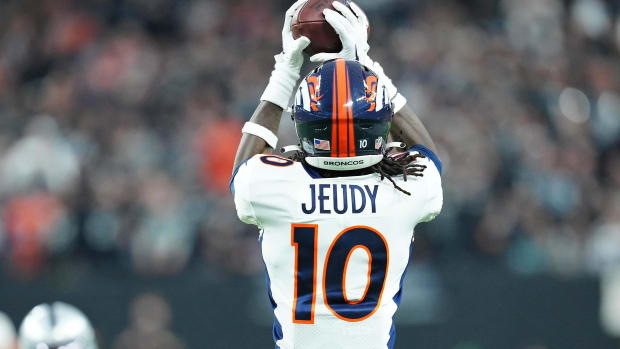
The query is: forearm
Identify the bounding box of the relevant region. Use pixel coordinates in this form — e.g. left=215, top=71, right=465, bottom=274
left=390, top=104, right=438, bottom=155
left=233, top=101, right=283, bottom=170
left=232, top=0, right=310, bottom=172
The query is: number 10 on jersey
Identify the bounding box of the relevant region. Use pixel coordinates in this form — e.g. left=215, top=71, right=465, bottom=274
left=291, top=224, right=390, bottom=323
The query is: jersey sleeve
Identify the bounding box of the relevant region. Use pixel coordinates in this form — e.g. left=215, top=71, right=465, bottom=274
left=230, top=158, right=260, bottom=226
left=230, top=154, right=298, bottom=228
left=409, top=145, right=442, bottom=176
left=401, top=145, right=444, bottom=223
left=417, top=166, right=443, bottom=223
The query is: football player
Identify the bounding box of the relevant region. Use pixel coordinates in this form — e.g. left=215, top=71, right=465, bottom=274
left=231, top=1, right=443, bottom=348
left=18, top=302, right=98, bottom=349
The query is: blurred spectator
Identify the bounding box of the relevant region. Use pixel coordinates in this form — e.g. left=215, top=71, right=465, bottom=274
left=0, top=116, right=79, bottom=195
left=3, top=192, right=75, bottom=275
left=130, top=173, right=195, bottom=275
left=586, top=195, right=620, bottom=274
left=0, top=312, right=16, bottom=349
left=194, top=118, right=242, bottom=195
left=572, top=0, right=612, bottom=40
left=601, top=266, right=620, bottom=338
left=113, top=293, right=184, bottom=349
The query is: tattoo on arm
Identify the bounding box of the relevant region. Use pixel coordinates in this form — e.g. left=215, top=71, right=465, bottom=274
left=233, top=101, right=284, bottom=171
left=390, top=104, right=438, bottom=155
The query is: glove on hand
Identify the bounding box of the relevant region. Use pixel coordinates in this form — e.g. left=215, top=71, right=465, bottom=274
left=261, top=0, right=311, bottom=110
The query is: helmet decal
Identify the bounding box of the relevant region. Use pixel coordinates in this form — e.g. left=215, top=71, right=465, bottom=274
left=307, top=75, right=323, bottom=112
left=375, top=137, right=384, bottom=150
left=364, top=75, right=378, bottom=111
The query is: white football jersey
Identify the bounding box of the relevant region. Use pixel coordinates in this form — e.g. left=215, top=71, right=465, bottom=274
left=232, top=148, right=443, bottom=349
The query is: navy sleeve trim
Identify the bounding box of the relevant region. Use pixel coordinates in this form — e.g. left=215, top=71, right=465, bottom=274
left=229, top=157, right=251, bottom=197
left=409, top=145, right=442, bottom=175
left=301, top=162, right=323, bottom=179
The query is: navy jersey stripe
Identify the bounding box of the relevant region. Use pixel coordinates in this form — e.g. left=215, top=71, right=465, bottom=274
left=409, top=145, right=442, bottom=175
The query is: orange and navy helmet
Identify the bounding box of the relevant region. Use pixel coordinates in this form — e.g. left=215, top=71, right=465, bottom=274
left=292, top=59, right=394, bottom=171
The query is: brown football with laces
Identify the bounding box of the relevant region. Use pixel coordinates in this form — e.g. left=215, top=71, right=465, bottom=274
left=291, top=0, right=369, bottom=56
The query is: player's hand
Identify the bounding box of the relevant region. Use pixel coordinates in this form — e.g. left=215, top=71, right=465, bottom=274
left=311, top=1, right=407, bottom=113
left=310, top=1, right=370, bottom=65
left=282, top=0, right=311, bottom=70
left=261, top=0, right=311, bottom=110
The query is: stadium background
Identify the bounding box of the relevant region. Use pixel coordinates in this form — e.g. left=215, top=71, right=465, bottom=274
left=0, top=0, right=619, bottom=347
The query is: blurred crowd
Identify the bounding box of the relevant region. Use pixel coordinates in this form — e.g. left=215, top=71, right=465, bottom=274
left=0, top=0, right=618, bottom=282
left=0, top=292, right=185, bottom=349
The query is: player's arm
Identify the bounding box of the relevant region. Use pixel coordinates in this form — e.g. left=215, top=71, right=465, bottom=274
left=232, top=0, right=310, bottom=171
left=391, top=105, right=438, bottom=155
left=233, top=102, right=281, bottom=170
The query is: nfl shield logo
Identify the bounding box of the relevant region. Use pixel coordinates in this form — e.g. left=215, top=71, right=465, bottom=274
left=375, top=137, right=383, bottom=150
left=314, top=139, right=330, bottom=151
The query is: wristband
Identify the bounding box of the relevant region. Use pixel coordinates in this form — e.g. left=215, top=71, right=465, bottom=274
left=260, top=54, right=300, bottom=110
left=242, top=122, right=279, bottom=149
left=392, top=93, right=407, bottom=114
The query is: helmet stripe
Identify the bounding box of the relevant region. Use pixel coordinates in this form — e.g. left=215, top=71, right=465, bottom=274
left=345, top=66, right=356, bottom=157
left=331, top=69, right=338, bottom=157
left=336, top=59, right=349, bottom=157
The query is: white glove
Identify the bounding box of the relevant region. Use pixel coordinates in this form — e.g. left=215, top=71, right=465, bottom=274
left=310, top=1, right=407, bottom=113
left=309, top=2, right=371, bottom=65
left=261, top=0, right=311, bottom=110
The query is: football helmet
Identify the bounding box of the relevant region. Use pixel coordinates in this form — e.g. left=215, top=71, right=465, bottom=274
left=18, top=302, right=97, bottom=349
left=292, top=59, right=394, bottom=171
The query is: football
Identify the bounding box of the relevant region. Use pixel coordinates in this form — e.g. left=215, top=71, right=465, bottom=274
left=291, top=0, right=369, bottom=56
